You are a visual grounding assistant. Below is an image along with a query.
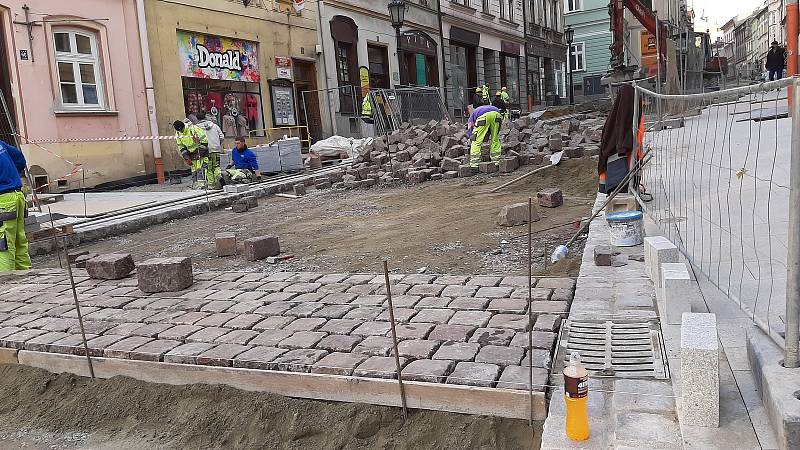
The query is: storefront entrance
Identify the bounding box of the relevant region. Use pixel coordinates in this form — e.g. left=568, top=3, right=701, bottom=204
left=401, top=31, right=439, bottom=87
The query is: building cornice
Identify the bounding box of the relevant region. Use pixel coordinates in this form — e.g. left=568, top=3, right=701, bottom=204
left=441, top=14, right=525, bottom=43
left=324, top=0, right=441, bottom=36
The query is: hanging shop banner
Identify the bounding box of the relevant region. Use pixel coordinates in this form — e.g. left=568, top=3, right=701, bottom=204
left=359, top=66, right=370, bottom=97
left=275, top=56, right=293, bottom=80
left=177, top=31, right=260, bottom=83
left=293, top=0, right=305, bottom=12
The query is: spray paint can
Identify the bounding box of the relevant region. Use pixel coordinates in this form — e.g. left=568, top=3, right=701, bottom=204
left=563, top=351, right=590, bottom=441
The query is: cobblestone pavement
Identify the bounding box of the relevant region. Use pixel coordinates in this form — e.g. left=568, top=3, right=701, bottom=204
left=0, top=269, right=574, bottom=390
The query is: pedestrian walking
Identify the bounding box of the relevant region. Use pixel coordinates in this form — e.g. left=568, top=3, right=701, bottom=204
left=766, top=41, right=786, bottom=81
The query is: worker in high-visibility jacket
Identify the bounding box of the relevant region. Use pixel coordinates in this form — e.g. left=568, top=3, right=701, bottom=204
left=0, top=140, right=31, bottom=272
left=467, top=104, right=502, bottom=168
left=500, top=87, right=511, bottom=120
left=481, top=84, right=490, bottom=105
left=173, top=119, right=220, bottom=189
left=361, top=93, right=374, bottom=124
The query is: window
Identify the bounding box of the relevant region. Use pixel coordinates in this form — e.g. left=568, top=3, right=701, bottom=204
left=336, top=44, right=351, bottom=83
left=500, top=0, right=506, bottom=18
left=53, top=30, right=103, bottom=109
left=564, top=0, right=581, bottom=12
left=483, top=0, right=490, bottom=13
left=569, top=42, right=585, bottom=71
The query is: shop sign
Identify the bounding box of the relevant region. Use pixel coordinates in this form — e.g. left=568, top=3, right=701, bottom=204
left=359, top=66, right=370, bottom=97
left=501, top=40, right=520, bottom=56
left=275, top=56, right=293, bottom=79
left=402, top=31, right=436, bottom=55
left=178, top=31, right=260, bottom=83
left=293, top=0, right=305, bottom=12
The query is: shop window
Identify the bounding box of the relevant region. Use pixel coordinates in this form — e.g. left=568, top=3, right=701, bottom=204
left=336, top=43, right=352, bottom=84
left=52, top=29, right=104, bottom=109
left=181, top=78, right=265, bottom=137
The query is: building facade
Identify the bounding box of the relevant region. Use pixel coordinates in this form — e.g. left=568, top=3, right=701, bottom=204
left=142, top=0, right=320, bottom=172
left=750, top=6, right=769, bottom=75
left=0, top=0, right=153, bottom=191
left=563, top=0, right=616, bottom=102
left=720, top=16, right=737, bottom=65
left=734, top=16, right=751, bottom=79
left=525, top=0, right=568, bottom=107
left=441, top=0, right=529, bottom=117
left=317, top=0, right=442, bottom=138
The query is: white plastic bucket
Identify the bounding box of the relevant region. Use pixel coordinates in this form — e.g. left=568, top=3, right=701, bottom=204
left=606, top=210, right=644, bottom=247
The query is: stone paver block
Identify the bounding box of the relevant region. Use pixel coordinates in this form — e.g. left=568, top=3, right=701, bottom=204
left=194, top=312, right=237, bottom=328
left=398, top=339, right=441, bottom=359
left=171, top=311, right=210, bottom=325
left=400, top=274, right=437, bottom=284
left=232, top=346, right=287, bottom=370
left=284, top=317, right=327, bottom=332
left=131, top=323, right=172, bottom=338
left=279, top=331, right=326, bottom=350
left=215, top=232, right=237, bottom=257
left=284, top=282, right=322, bottom=293
left=428, top=324, right=476, bottom=342
left=496, top=365, right=549, bottom=391
left=435, top=275, right=471, bottom=285
left=254, top=302, right=292, bottom=316
left=535, top=278, right=575, bottom=290
left=346, top=284, right=380, bottom=295
left=128, top=339, right=182, bottom=362
left=510, top=288, right=553, bottom=300
left=243, top=235, right=280, bottom=261
left=351, top=295, right=387, bottom=306
left=487, top=314, right=530, bottom=331
left=537, top=188, right=563, bottom=207
left=253, top=316, right=294, bottom=331
left=163, top=342, right=216, bottom=364
left=311, top=305, right=353, bottom=321
left=291, top=293, right=326, bottom=303
left=196, top=343, right=250, bottom=367
left=376, top=284, right=411, bottom=295
left=137, top=257, right=193, bottom=293
left=320, top=293, right=358, bottom=305
left=509, top=331, right=557, bottom=350
left=415, top=297, right=451, bottom=308
left=499, top=276, right=535, bottom=287
left=85, top=254, right=135, bottom=280
left=376, top=308, right=417, bottom=322
left=215, top=329, right=258, bottom=345
left=103, top=336, right=153, bottom=359
left=48, top=333, right=98, bottom=355
left=199, top=301, right=236, bottom=313
left=466, top=276, right=502, bottom=287
left=475, top=345, right=524, bottom=366
left=343, top=307, right=384, bottom=320
left=615, top=412, right=682, bottom=447
left=316, top=273, right=350, bottom=284
left=394, top=323, right=434, bottom=340
left=271, top=348, right=328, bottom=373
left=489, top=298, right=528, bottom=312
left=184, top=327, right=231, bottom=343
left=497, top=202, right=538, bottom=226
left=224, top=314, right=264, bottom=330
left=21, top=331, right=69, bottom=352
left=354, top=355, right=407, bottom=379
left=73, top=321, right=117, bottom=336
left=351, top=321, right=390, bottom=337
left=319, top=318, right=363, bottom=335
left=317, top=283, right=350, bottom=294
left=533, top=314, right=561, bottom=331
left=285, top=303, right=325, bottom=317
left=411, top=309, right=454, bottom=324
left=446, top=362, right=501, bottom=387
left=402, top=359, right=454, bottom=383
left=549, top=289, right=573, bottom=302
left=448, top=310, right=492, bottom=327
left=311, top=352, right=368, bottom=376
left=407, top=284, right=446, bottom=297
left=353, top=336, right=395, bottom=356
left=475, top=286, right=514, bottom=298
left=160, top=324, right=204, bottom=341
left=680, top=312, right=719, bottom=427
left=432, top=342, right=480, bottom=362
left=470, top=327, right=516, bottom=346
left=315, top=334, right=362, bottom=352
left=250, top=329, right=294, bottom=347
left=448, top=297, right=490, bottom=310
left=440, top=285, right=479, bottom=298
left=522, top=349, right=552, bottom=369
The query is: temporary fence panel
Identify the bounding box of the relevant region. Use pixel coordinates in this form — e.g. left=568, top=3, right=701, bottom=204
left=368, top=87, right=450, bottom=135
left=300, top=85, right=364, bottom=141
left=633, top=77, right=797, bottom=359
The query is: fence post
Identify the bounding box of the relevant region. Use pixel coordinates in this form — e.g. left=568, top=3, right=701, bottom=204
left=785, top=78, right=800, bottom=368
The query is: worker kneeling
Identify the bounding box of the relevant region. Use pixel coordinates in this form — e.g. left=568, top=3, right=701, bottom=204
left=223, top=136, right=261, bottom=185
left=173, top=119, right=220, bottom=190
left=468, top=104, right=503, bottom=168
left=0, top=140, right=31, bottom=272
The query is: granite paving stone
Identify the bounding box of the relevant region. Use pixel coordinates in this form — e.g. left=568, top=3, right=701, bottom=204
left=475, top=345, right=525, bottom=366
left=250, top=329, right=294, bottom=347
left=496, top=366, right=549, bottom=391
left=312, top=305, right=353, bottom=319
left=48, top=334, right=99, bottom=355
left=385, top=295, right=421, bottom=308
left=353, top=336, right=394, bottom=356
left=232, top=346, right=287, bottom=370
left=128, top=339, right=182, bottom=362
left=116, top=309, right=158, bottom=323
left=285, top=303, right=325, bottom=317
left=509, top=331, right=557, bottom=350
left=411, top=309, right=455, bottom=324
left=427, top=324, right=476, bottom=342
left=351, top=321, right=391, bottom=337
left=469, top=327, right=517, bottom=346
left=311, top=352, right=368, bottom=376
left=257, top=282, right=292, bottom=292
left=351, top=295, right=386, bottom=306
left=142, top=310, right=183, bottom=324
left=320, top=293, right=358, bottom=305
left=159, top=325, right=203, bottom=341
left=76, top=334, right=126, bottom=357
left=270, top=348, right=329, bottom=372
left=232, top=291, right=266, bottom=302
left=170, top=311, right=210, bottom=325
left=291, top=293, right=326, bottom=303
left=376, top=308, right=417, bottom=322
left=163, top=342, right=216, bottom=364
left=466, top=276, right=502, bottom=287
left=440, top=285, right=479, bottom=298
left=407, top=284, right=446, bottom=297
left=521, top=348, right=552, bottom=368
left=253, top=316, right=295, bottom=331
left=260, top=292, right=298, bottom=303
left=448, top=310, right=492, bottom=327
left=315, top=334, right=362, bottom=352
left=284, top=317, right=327, bottom=332
left=488, top=298, right=528, bottom=312
left=131, top=323, right=172, bottom=338
left=4, top=314, right=42, bottom=328
left=263, top=272, right=295, bottom=282
left=253, top=302, right=292, bottom=316
left=279, top=331, right=327, bottom=349
left=285, top=273, right=323, bottom=282
left=500, top=276, right=536, bottom=287
left=376, top=284, right=411, bottom=295
left=446, top=362, right=501, bottom=387
left=398, top=339, right=441, bottom=359
left=415, top=297, right=452, bottom=308
left=171, top=299, right=211, bottom=312
left=319, top=318, right=364, bottom=335
left=434, top=275, right=471, bottom=285
left=224, top=314, right=264, bottom=330
left=536, top=278, right=575, bottom=290
left=354, top=356, right=408, bottom=379
left=510, top=288, right=553, bottom=300
left=215, top=329, right=259, bottom=345
left=432, top=342, right=480, bottom=362
left=205, top=290, right=244, bottom=300
left=474, top=286, right=515, bottom=299
left=529, top=301, right=569, bottom=315
left=106, top=322, right=146, bottom=337
left=72, top=320, right=116, bottom=335
left=402, top=359, right=454, bottom=383
left=194, top=312, right=238, bottom=327
left=394, top=323, right=434, bottom=340
left=400, top=274, right=437, bottom=284
left=368, top=274, right=406, bottom=285
left=487, top=314, right=530, bottom=331
left=21, top=331, right=69, bottom=352
left=196, top=343, right=250, bottom=367
left=346, top=284, right=380, bottom=295
left=103, top=336, right=153, bottom=359
left=448, top=297, right=491, bottom=310
left=284, top=283, right=322, bottom=293
left=317, top=283, right=350, bottom=294
left=185, top=327, right=232, bottom=343
left=315, top=273, right=350, bottom=284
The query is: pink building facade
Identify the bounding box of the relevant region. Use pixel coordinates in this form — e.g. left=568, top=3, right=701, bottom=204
left=0, top=0, right=155, bottom=191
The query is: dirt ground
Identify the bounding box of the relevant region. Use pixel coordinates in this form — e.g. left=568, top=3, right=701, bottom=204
left=34, top=158, right=597, bottom=276
left=0, top=364, right=540, bottom=450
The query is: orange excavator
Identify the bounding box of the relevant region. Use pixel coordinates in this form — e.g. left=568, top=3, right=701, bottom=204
left=609, top=0, right=667, bottom=74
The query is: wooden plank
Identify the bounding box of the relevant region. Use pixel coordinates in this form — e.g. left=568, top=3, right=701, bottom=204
left=17, top=351, right=546, bottom=420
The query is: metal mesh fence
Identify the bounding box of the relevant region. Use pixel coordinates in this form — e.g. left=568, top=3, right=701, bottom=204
left=368, top=87, right=449, bottom=135
left=300, top=85, right=363, bottom=140
left=635, top=77, right=795, bottom=345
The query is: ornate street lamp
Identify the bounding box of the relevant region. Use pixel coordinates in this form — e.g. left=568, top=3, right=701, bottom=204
left=565, top=26, right=575, bottom=105
left=388, top=0, right=406, bottom=85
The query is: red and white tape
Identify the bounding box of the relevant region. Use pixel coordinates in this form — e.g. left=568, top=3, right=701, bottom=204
left=24, top=135, right=177, bottom=144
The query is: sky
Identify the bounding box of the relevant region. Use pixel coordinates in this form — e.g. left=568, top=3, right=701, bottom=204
left=690, top=0, right=766, bottom=36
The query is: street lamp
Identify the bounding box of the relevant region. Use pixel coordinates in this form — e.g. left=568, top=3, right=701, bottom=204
left=565, top=26, right=575, bottom=105
left=388, top=0, right=406, bottom=86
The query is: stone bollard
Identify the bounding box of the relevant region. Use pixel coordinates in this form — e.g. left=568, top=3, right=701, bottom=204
left=644, top=236, right=680, bottom=287
left=86, top=253, right=135, bottom=280
left=680, top=312, right=719, bottom=427
left=659, top=262, right=694, bottom=324
left=137, top=257, right=193, bottom=293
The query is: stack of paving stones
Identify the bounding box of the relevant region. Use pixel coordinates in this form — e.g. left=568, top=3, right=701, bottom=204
left=0, top=270, right=575, bottom=391
left=323, top=114, right=605, bottom=190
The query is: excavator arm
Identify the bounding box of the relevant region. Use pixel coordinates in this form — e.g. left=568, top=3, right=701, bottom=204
left=609, top=0, right=667, bottom=70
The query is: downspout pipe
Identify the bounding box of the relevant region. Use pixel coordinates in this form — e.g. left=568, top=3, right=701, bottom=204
left=436, top=0, right=447, bottom=110
left=135, top=0, right=165, bottom=184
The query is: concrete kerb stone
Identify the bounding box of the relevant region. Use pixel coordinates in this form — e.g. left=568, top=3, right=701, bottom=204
left=644, top=236, right=680, bottom=287
left=680, top=312, right=719, bottom=428
left=659, top=263, right=694, bottom=325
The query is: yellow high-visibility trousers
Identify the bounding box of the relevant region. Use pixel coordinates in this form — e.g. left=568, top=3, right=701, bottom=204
left=469, top=111, right=502, bottom=168
left=0, top=191, right=31, bottom=272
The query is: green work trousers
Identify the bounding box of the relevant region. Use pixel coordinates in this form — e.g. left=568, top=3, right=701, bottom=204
left=0, top=191, right=31, bottom=272
left=469, top=110, right=502, bottom=168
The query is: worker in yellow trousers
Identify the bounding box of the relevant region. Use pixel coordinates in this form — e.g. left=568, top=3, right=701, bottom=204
left=0, top=140, right=31, bottom=272
left=467, top=104, right=503, bottom=168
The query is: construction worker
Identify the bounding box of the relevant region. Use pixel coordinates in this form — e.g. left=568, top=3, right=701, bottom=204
left=467, top=104, right=502, bottom=168
left=0, top=140, right=31, bottom=272
left=173, top=118, right=217, bottom=190
left=481, top=84, right=490, bottom=105
left=361, top=93, right=373, bottom=124
left=223, top=136, right=260, bottom=185
left=493, top=91, right=507, bottom=117
left=500, top=86, right=511, bottom=120
left=471, top=87, right=484, bottom=109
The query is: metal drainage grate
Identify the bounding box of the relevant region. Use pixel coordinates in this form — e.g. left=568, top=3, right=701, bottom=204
left=553, top=318, right=670, bottom=380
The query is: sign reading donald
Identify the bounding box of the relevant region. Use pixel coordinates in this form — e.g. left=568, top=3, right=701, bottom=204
left=177, top=30, right=260, bottom=83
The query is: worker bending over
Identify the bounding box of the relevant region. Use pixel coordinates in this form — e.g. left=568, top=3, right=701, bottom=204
left=173, top=119, right=220, bottom=190
left=223, top=136, right=260, bottom=185
left=0, top=140, right=31, bottom=272
left=467, top=104, right=502, bottom=168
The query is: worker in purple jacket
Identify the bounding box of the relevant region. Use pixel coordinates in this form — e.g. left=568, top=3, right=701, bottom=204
left=467, top=104, right=502, bottom=168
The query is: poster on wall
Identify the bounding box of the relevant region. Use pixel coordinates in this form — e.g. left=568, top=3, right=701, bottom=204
left=359, top=66, right=370, bottom=97
left=275, top=56, right=293, bottom=80
left=177, top=30, right=260, bottom=82
left=269, top=81, right=297, bottom=126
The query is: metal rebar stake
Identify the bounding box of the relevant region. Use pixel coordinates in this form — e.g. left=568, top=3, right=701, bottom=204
left=527, top=197, right=534, bottom=427
left=47, top=209, right=62, bottom=270
left=785, top=79, right=800, bottom=368
left=48, top=206, right=95, bottom=378
left=383, top=260, right=408, bottom=420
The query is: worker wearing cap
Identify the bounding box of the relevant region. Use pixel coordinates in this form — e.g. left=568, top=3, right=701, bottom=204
left=0, top=140, right=31, bottom=272
left=173, top=119, right=216, bottom=189
left=467, top=104, right=502, bottom=168
left=471, top=87, right=484, bottom=109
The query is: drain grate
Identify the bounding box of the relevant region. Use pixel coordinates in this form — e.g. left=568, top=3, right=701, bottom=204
left=553, top=318, right=670, bottom=379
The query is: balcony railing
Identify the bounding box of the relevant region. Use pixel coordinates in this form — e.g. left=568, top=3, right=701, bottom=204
left=528, top=23, right=543, bottom=38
